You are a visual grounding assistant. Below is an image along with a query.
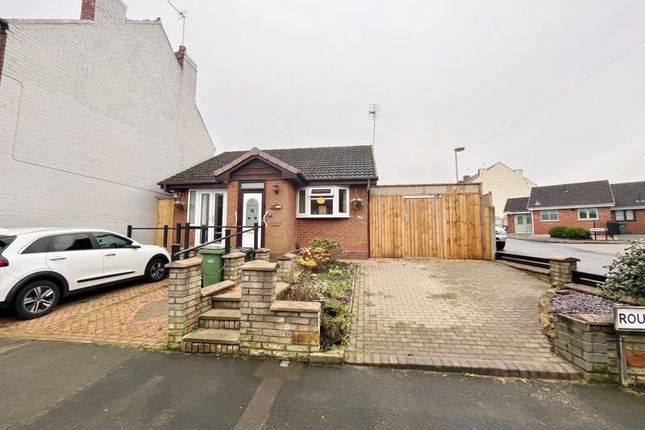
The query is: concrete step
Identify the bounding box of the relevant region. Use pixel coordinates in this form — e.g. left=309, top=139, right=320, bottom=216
left=212, top=284, right=241, bottom=301
left=198, top=309, right=240, bottom=329
left=200, top=279, right=236, bottom=298
left=182, top=328, right=239, bottom=345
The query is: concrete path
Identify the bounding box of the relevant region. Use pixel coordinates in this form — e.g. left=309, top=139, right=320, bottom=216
left=1, top=338, right=644, bottom=430
left=0, top=280, right=168, bottom=348
left=345, top=259, right=577, bottom=379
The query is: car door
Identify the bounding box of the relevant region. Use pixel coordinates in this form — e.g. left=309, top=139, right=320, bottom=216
left=92, top=232, right=146, bottom=281
left=46, top=233, right=104, bottom=291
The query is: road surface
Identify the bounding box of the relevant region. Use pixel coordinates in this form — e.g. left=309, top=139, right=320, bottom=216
left=504, top=238, right=630, bottom=275
left=0, top=338, right=643, bottom=430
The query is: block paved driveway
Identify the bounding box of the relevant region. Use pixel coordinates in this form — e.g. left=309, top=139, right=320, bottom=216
left=345, top=259, right=577, bottom=379
left=0, top=280, right=168, bottom=348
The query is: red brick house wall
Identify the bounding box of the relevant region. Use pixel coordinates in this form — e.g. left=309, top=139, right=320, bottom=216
left=506, top=214, right=515, bottom=234
left=532, top=207, right=612, bottom=235
left=613, top=209, right=645, bottom=234
left=296, top=186, right=369, bottom=259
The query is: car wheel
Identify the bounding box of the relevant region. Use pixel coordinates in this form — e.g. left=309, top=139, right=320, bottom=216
left=14, top=280, right=60, bottom=319
left=146, top=257, right=167, bottom=282
left=496, top=241, right=506, bottom=251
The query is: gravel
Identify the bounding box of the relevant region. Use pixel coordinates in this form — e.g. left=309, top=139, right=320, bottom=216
left=551, top=290, right=617, bottom=315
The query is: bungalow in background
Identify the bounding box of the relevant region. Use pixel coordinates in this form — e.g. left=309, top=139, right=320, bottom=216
left=504, top=180, right=645, bottom=235
left=158, top=145, right=378, bottom=259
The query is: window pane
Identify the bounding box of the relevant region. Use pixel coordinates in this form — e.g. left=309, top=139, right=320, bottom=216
left=589, top=209, right=598, bottom=219
left=517, top=216, right=523, bottom=225
left=527, top=215, right=532, bottom=224
left=615, top=211, right=625, bottom=221
left=579, top=210, right=587, bottom=219
left=551, top=211, right=558, bottom=220
left=23, top=237, right=51, bottom=254
left=200, top=193, right=210, bottom=226
left=51, top=234, right=93, bottom=252
left=94, top=233, right=131, bottom=249
left=310, top=188, right=332, bottom=195
left=215, top=194, right=224, bottom=238
left=241, top=182, right=264, bottom=189
left=310, top=198, right=333, bottom=215
left=188, top=191, right=196, bottom=224
left=298, top=190, right=306, bottom=214
left=626, top=210, right=635, bottom=221
left=338, top=188, right=347, bottom=213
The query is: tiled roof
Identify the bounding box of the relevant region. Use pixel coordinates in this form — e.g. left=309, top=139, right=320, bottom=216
left=503, top=197, right=529, bottom=213
left=159, top=145, right=378, bottom=186
left=527, top=180, right=614, bottom=209
left=610, top=181, right=645, bottom=208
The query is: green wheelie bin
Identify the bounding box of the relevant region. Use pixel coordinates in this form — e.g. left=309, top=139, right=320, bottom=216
left=199, top=245, right=224, bottom=287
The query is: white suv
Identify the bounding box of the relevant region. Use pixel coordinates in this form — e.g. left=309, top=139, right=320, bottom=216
left=0, top=228, right=170, bottom=319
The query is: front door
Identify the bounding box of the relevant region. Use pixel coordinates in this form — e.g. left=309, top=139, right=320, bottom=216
left=242, top=192, right=263, bottom=248
left=514, top=214, right=532, bottom=234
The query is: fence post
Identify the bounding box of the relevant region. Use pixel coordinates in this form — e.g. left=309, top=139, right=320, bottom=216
left=224, top=229, right=231, bottom=255
left=171, top=244, right=180, bottom=261
left=201, top=225, right=207, bottom=244
left=162, top=225, right=169, bottom=248
left=253, top=222, right=259, bottom=249
left=175, top=223, right=182, bottom=245
left=126, top=225, right=132, bottom=238
left=183, top=222, right=191, bottom=251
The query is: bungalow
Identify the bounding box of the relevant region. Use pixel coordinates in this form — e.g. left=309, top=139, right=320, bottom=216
left=158, top=145, right=378, bottom=258
left=504, top=180, right=645, bottom=235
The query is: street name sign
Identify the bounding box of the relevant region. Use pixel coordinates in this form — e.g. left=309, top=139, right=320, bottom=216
left=614, top=306, right=645, bottom=331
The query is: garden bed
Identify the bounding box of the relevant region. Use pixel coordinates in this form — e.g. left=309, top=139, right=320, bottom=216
left=279, top=261, right=356, bottom=351
left=551, top=290, right=618, bottom=315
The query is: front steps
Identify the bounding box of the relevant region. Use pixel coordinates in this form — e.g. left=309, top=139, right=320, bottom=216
left=180, top=280, right=291, bottom=354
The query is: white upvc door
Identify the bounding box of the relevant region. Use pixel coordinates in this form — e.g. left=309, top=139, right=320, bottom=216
left=242, top=192, right=263, bottom=248
left=191, top=189, right=227, bottom=245
left=515, top=214, right=532, bottom=234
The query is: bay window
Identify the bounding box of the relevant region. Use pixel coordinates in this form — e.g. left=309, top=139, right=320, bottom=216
left=297, top=186, right=350, bottom=218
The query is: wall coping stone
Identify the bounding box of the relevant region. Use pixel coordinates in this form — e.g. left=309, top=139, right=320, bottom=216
left=270, top=300, right=321, bottom=313
left=223, top=252, right=246, bottom=259
left=256, top=248, right=270, bottom=252
left=277, top=253, right=297, bottom=260
left=200, top=280, right=235, bottom=297
left=549, top=256, right=580, bottom=262
left=166, top=256, right=202, bottom=269
left=241, top=260, right=277, bottom=271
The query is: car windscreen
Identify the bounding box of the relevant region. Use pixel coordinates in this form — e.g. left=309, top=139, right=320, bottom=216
left=0, top=235, right=16, bottom=254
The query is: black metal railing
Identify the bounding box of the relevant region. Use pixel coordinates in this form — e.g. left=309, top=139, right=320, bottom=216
left=495, top=252, right=550, bottom=269
left=572, top=270, right=606, bottom=288
left=126, top=223, right=261, bottom=261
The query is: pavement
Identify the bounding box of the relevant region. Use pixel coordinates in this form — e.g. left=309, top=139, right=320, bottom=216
left=504, top=238, right=630, bottom=275
left=0, top=280, right=168, bottom=348
left=1, top=338, right=644, bottom=430
left=345, top=259, right=577, bottom=379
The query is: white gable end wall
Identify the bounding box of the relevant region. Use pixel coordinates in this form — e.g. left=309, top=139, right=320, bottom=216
left=0, top=0, right=214, bottom=239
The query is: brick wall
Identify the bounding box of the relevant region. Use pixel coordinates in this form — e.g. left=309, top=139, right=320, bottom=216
left=506, top=214, right=516, bottom=234
left=613, top=209, right=645, bottom=234
left=532, top=207, right=612, bottom=235
left=0, top=0, right=214, bottom=239
left=297, top=186, right=369, bottom=258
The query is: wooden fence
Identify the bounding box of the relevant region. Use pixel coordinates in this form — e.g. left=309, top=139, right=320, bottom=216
left=369, top=184, right=494, bottom=260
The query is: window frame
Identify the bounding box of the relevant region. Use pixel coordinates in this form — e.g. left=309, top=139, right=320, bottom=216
left=296, top=185, right=351, bottom=218
left=578, top=208, right=599, bottom=220
left=92, top=232, right=133, bottom=249
left=540, top=210, right=559, bottom=222
left=614, top=209, right=635, bottom=222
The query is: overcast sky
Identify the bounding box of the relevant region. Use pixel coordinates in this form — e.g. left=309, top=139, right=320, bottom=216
left=4, top=0, right=645, bottom=185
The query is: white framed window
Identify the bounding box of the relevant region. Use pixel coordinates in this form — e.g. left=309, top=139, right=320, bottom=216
left=614, top=210, right=635, bottom=221
left=296, top=186, right=350, bottom=218
left=540, top=210, right=559, bottom=222
left=578, top=208, right=599, bottom=220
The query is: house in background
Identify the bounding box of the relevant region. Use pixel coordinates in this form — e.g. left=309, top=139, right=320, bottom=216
left=158, top=145, right=378, bottom=258
left=0, top=0, right=214, bottom=238
left=462, top=162, right=536, bottom=226
left=504, top=180, right=645, bottom=235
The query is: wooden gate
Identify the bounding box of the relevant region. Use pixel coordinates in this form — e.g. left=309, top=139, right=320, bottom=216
left=154, top=197, right=174, bottom=249
left=369, top=184, right=494, bottom=259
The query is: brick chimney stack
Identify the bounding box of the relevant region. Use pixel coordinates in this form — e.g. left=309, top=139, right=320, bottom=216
left=0, top=18, right=8, bottom=84
left=80, top=0, right=96, bottom=20
left=175, top=45, right=186, bottom=69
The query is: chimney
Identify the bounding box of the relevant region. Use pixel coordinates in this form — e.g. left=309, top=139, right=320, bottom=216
left=462, top=175, right=471, bottom=182
left=175, top=45, right=186, bottom=69
left=0, top=18, right=8, bottom=84
left=80, top=0, right=96, bottom=20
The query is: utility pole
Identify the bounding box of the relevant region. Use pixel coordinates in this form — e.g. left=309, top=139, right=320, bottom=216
left=368, top=104, right=380, bottom=147
left=454, top=146, right=465, bottom=183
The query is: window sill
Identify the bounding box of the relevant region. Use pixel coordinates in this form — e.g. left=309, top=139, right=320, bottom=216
left=296, top=214, right=350, bottom=219
left=540, top=219, right=559, bottom=222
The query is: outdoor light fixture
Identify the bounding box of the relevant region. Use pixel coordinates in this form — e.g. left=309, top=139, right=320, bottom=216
left=273, top=184, right=280, bottom=194
left=454, top=146, right=465, bottom=183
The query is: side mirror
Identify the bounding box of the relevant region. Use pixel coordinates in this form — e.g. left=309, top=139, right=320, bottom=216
left=129, top=243, right=141, bottom=249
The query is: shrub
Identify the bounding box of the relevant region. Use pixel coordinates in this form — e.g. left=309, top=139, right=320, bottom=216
left=279, top=283, right=320, bottom=301
left=549, top=226, right=567, bottom=238
left=563, top=226, right=591, bottom=240
left=601, top=241, right=645, bottom=300
left=310, top=239, right=343, bottom=257
left=296, top=246, right=332, bottom=271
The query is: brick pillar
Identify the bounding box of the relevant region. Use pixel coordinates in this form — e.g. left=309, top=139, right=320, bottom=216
left=549, top=256, right=580, bottom=288
left=277, top=252, right=296, bottom=283
left=80, top=0, right=96, bottom=20
left=223, top=251, right=246, bottom=284
left=255, top=248, right=271, bottom=261
left=238, top=260, right=278, bottom=356
left=166, top=257, right=205, bottom=349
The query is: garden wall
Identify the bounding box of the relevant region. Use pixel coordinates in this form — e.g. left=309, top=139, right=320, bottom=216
left=554, top=313, right=645, bottom=383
